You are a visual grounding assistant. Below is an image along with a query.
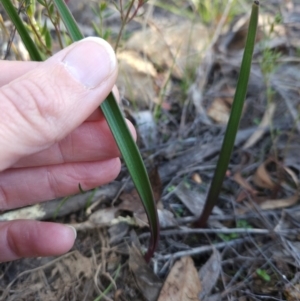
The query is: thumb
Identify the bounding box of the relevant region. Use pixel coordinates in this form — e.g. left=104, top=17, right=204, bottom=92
left=0, top=37, right=117, bottom=171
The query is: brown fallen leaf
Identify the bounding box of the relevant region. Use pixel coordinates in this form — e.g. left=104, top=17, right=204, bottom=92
left=234, top=158, right=299, bottom=212
left=258, top=161, right=299, bottom=210
left=207, top=84, right=237, bottom=124
left=157, top=256, right=201, bottom=301
left=285, top=283, right=300, bottom=301
left=253, top=159, right=276, bottom=190
left=207, top=97, right=231, bottom=124
left=129, top=244, right=162, bottom=301
left=234, top=171, right=258, bottom=202
left=192, top=173, right=202, bottom=184
left=260, top=194, right=299, bottom=210
left=198, top=249, right=221, bottom=300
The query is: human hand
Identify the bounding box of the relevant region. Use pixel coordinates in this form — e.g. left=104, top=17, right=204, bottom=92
left=0, top=37, right=135, bottom=262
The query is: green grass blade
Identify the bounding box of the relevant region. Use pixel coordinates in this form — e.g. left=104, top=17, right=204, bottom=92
left=52, top=0, right=159, bottom=261
left=0, top=0, right=42, bottom=61
left=93, top=264, right=121, bottom=301
left=194, top=1, right=259, bottom=228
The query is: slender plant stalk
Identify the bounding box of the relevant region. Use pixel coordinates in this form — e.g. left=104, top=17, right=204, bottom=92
left=114, top=0, right=135, bottom=51
left=194, top=1, right=259, bottom=228
left=26, top=14, right=52, bottom=55
left=0, top=0, right=42, bottom=61
left=44, top=0, right=64, bottom=49
left=93, top=264, right=121, bottom=301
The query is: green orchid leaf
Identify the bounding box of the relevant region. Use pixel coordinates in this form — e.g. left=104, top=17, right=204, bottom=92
left=194, top=1, right=259, bottom=227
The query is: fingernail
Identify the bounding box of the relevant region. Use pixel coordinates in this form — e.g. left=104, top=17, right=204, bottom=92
left=67, top=225, right=77, bottom=240
left=63, top=37, right=116, bottom=88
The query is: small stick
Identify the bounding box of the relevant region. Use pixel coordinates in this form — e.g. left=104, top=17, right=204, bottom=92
left=156, top=238, right=247, bottom=260
left=140, top=227, right=298, bottom=239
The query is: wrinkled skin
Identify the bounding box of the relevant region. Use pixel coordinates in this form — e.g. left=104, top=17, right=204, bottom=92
left=0, top=38, right=136, bottom=262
